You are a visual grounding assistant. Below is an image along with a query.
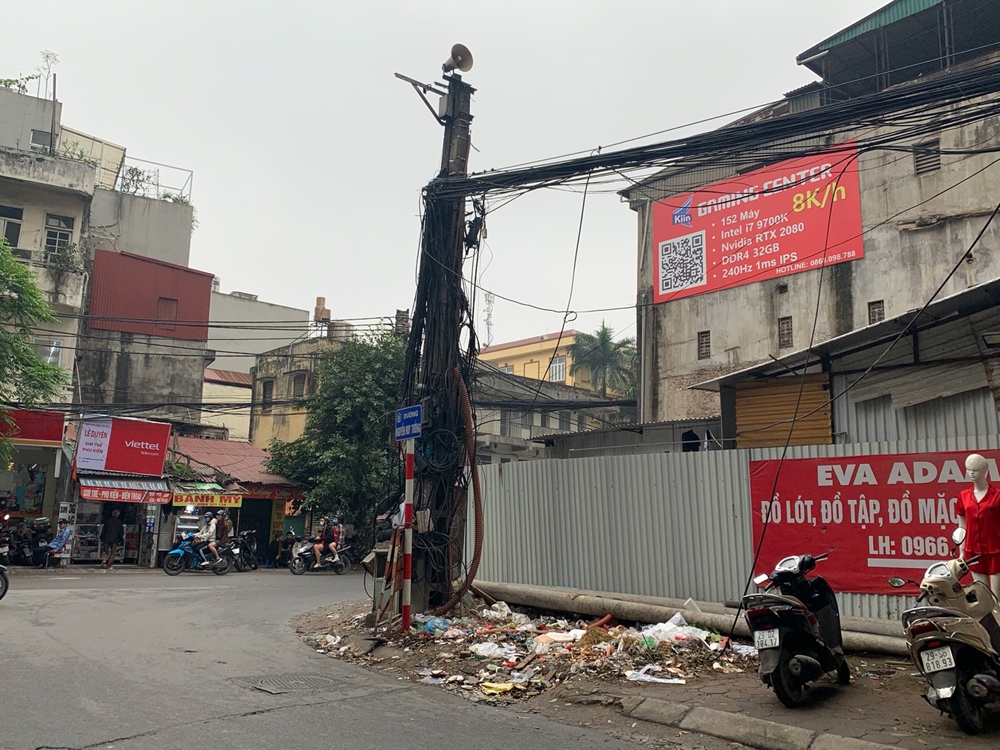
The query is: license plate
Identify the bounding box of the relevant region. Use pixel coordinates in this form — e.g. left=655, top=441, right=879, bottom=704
left=920, top=645, right=955, bottom=673
left=754, top=629, right=780, bottom=649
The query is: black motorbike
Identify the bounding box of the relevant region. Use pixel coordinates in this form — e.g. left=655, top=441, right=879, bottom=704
left=0, top=564, right=8, bottom=600
left=0, top=514, right=11, bottom=565
left=288, top=537, right=351, bottom=575
left=231, top=530, right=259, bottom=572
left=743, top=553, right=850, bottom=707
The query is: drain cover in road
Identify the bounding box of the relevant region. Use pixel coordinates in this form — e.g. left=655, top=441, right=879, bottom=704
left=230, top=673, right=342, bottom=694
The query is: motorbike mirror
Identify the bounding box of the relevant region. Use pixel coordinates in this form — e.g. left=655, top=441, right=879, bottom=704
left=888, top=577, right=907, bottom=588
left=952, top=527, right=967, bottom=546
left=753, top=573, right=770, bottom=586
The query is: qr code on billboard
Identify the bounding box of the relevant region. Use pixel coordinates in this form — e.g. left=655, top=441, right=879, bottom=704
left=658, top=230, right=706, bottom=295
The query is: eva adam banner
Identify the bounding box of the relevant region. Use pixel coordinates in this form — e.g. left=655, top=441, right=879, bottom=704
left=749, top=451, right=1000, bottom=596
left=76, top=417, right=171, bottom=477
left=651, top=144, right=862, bottom=304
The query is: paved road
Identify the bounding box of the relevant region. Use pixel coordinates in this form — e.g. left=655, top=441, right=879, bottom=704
left=0, top=568, right=723, bottom=750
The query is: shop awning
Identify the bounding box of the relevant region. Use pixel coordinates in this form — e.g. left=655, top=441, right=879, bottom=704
left=79, top=477, right=172, bottom=505
left=171, top=481, right=242, bottom=508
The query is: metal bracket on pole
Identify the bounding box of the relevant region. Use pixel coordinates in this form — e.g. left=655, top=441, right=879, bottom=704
left=394, top=73, right=447, bottom=125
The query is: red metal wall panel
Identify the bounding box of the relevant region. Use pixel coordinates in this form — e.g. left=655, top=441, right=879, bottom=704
left=88, top=250, right=213, bottom=341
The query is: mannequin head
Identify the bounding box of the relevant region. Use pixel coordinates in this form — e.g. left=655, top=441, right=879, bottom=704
left=966, top=453, right=989, bottom=488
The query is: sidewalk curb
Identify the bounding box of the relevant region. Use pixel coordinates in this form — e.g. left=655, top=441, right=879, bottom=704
left=568, top=692, right=898, bottom=750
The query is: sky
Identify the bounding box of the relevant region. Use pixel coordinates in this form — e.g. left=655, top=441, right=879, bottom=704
left=3, top=0, right=890, bottom=346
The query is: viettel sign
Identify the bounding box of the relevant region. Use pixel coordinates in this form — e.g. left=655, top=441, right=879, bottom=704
left=76, top=417, right=171, bottom=477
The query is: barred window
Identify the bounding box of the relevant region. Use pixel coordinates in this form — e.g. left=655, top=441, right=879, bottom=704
left=868, top=300, right=885, bottom=325
left=697, top=330, right=711, bottom=360
left=778, top=317, right=793, bottom=349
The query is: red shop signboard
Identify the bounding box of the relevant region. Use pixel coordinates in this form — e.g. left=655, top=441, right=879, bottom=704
left=76, top=417, right=171, bottom=477
left=749, top=451, right=1000, bottom=595
left=1, top=409, right=64, bottom=447
left=651, top=144, right=863, bottom=303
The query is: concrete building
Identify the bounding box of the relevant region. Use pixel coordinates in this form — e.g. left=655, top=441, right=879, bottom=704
left=471, top=363, right=618, bottom=462
left=479, top=330, right=592, bottom=389
left=0, top=85, right=201, bottom=407
left=624, top=0, right=1000, bottom=426
left=201, top=368, right=253, bottom=441
left=208, top=290, right=310, bottom=373
left=250, top=337, right=336, bottom=448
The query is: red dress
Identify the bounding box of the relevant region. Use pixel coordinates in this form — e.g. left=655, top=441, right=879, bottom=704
left=957, top=486, right=1000, bottom=575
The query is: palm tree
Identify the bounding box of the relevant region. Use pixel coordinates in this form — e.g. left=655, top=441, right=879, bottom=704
left=567, top=322, right=636, bottom=398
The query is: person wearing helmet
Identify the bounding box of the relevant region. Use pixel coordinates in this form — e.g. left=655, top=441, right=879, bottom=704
left=209, top=509, right=231, bottom=562
left=313, top=516, right=339, bottom=567
left=193, top=511, right=222, bottom=565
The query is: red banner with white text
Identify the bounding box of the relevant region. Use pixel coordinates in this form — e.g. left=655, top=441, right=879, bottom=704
left=652, top=144, right=863, bottom=303
left=749, top=451, right=1000, bottom=595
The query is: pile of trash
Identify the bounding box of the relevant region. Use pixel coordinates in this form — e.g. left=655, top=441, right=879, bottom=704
left=304, top=600, right=758, bottom=704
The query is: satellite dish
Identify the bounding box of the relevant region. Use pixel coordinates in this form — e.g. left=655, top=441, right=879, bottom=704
left=443, top=44, right=474, bottom=73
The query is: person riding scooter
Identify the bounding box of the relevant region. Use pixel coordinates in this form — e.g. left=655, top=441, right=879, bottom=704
left=192, top=511, right=223, bottom=566
left=312, top=517, right=339, bottom=568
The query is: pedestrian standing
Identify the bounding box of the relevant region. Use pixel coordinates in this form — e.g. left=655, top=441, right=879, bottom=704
left=100, top=509, right=125, bottom=569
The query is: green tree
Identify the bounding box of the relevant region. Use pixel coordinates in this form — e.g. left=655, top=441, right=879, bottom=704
left=267, top=330, right=406, bottom=549
left=0, top=239, right=68, bottom=461
left=567, top=321, right=636, bottom=398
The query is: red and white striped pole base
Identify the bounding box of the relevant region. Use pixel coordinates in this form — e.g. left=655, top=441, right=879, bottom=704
left=401, top=439, right=414, bottom=631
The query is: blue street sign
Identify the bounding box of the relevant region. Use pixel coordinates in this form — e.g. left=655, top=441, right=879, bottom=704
left=395, top=405, right=423, bottom=441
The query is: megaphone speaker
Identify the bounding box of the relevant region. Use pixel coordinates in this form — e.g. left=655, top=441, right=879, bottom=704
left=443, top=44, right=474, bottom=73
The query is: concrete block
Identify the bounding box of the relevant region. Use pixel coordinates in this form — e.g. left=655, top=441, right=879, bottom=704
left=810, top=734, right=898, bottom=750
left=618, top=696, right=645, bottom=715
left=627, top=697, right=691, bottom=727
left=680, top=707, right=815, bottom=750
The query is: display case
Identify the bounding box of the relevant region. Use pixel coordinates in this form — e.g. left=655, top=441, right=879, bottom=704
left=71, top=523, right=101, bottom=561
left=175, top=512, right=201, bottom=539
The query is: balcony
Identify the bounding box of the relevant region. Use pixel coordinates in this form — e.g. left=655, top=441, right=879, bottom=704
left=0, top=146, right=96, bottom=197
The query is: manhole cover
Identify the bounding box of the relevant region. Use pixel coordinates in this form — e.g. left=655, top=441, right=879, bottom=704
left=230, top=673, right=342, bottom=694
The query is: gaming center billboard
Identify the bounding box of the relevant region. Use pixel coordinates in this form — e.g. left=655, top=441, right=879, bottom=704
left=651, top=145, right=863, bottom=304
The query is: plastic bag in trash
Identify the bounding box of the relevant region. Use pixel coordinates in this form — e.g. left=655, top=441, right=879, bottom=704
left=625, top=664, right=686, bottom=685
left=482, top=602, right=513, bottom=621
left=424, top=617, right=450, bottom=635
left=470, top=642, right=517, bottom=660
left=667, top=612, right=687, bottom=627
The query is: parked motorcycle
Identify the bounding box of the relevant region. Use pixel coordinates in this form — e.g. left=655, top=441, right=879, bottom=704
left=743, top=552, right=850, bottom=707
left=288, top=538, right=352, bottom=575
left=163, top=533, right=230, bottom=575
left=231, top=530, right=259, bottom=572
left=0, top=514, right=11, bottom=565
left=891, top=528, right=1000, bottom=735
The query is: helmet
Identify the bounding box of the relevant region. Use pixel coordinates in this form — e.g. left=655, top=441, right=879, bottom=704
left=203, top=511, right=214, bottom=519
left=217, top=509, right=227, bottom=517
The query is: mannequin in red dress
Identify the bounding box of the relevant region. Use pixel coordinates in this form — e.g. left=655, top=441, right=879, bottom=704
left=957, top=453, right=1000, bottom=600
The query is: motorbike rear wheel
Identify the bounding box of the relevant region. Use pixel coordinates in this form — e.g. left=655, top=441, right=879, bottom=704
left=333, top=553, right=351, bottom=575
left=290, top=558, right=306, bottom=575
left=772, top=657, right=808, bottom=708
left=163, top=555, right=184, bottom=576
left=950, top=673, right=987, bottom=735
left=0, top=569, right=8, bottom=600
left=213, top=558, right=231, bottom=575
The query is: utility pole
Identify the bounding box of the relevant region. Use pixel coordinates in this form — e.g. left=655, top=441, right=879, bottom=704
left=398, top=47, right=478, bottom=615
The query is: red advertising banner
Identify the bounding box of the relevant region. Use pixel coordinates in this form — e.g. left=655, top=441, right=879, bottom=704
left=1, top=409, right=65, bottom=446
left=652, top=145, right=863, bottom=303
left=79, top=486, right=172, bottom=504
left=749, top=451, right=1000, bottom=595
left=76, top=417, right=171, bottom=476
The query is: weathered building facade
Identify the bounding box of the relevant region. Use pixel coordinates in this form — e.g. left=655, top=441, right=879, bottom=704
left=626, top=0, right=1000, bottom=428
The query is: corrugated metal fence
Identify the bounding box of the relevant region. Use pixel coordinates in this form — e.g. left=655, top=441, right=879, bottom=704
left=476, top=435, right=1000, bottom=620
